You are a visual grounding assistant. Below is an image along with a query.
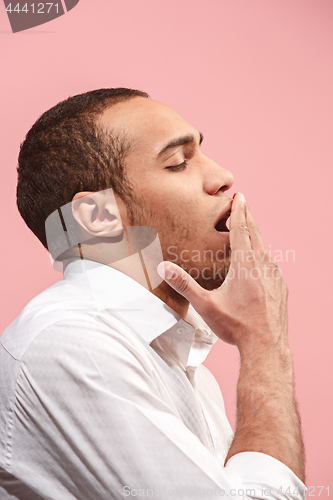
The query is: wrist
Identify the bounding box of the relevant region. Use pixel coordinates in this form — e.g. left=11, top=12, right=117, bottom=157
left=236, top=326, right=291, bottom=360
left=238, top=341, right=294, bottom=379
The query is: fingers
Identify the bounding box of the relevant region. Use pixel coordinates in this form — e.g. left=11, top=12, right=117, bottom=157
left=157, top=262, right=208, bottom=308
left=229, top=193, right=266, bottom=263
left=229, top=193, right=252, bottom=261
left=245, top=206, right=266, bottom=254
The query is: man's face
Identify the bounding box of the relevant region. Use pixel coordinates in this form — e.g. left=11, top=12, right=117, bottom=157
left=100, top=97, right=234, bottom=290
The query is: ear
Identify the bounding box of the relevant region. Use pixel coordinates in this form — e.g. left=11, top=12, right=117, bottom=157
left=72, top=189, right=123, bottom=237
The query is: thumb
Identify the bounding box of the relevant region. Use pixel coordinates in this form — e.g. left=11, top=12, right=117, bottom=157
left=157, top=262, right=208, bottom=307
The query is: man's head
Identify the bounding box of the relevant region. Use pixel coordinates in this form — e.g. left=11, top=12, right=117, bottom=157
left=17, top=88, right=234, bottom=290
left=16, top=87, right=149, bottom=251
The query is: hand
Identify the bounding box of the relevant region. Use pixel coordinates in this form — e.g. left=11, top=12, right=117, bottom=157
left=157, top=193, right=289, bottom=354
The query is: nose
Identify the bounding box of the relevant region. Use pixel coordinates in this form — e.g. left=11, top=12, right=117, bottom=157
left=202, top=155, right=234, bottom=195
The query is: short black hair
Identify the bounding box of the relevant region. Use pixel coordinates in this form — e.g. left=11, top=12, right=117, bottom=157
left=16, top=87, right=149, bottom=250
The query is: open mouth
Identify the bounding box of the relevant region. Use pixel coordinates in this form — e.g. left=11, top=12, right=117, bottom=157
left=214, top=211, right=231, bottom=232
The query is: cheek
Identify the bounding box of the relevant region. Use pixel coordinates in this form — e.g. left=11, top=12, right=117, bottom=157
left=129, top=177, right=203, bottom=233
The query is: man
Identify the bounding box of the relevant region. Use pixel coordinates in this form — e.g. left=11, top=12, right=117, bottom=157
left=0, top=88, right=305, bottom=499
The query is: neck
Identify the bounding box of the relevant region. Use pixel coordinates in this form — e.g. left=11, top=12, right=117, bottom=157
left=151, top=280, right=189, bottom=320
left=76, top=239, right=189, bottom=319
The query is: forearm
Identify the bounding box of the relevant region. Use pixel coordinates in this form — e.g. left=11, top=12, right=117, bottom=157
left=225, top=344, right=305, bottom=483
left=158, top=193, right=306, bottom=488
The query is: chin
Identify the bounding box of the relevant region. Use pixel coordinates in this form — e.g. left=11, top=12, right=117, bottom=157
left=194, top=274, right=225, bottom=291
left=184, top=262, right=229, bottom=291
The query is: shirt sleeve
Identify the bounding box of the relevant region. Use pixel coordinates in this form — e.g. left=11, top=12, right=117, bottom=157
left=8, top=318, right=306, bottom=500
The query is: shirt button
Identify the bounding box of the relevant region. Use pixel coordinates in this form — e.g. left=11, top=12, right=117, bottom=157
left=196, top=328, right=214, bottom=343
left=177, top=327, right=186, bottom=335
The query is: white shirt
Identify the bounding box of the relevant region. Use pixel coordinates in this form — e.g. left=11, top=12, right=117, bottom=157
left=0, top=259, right=305, bottom=499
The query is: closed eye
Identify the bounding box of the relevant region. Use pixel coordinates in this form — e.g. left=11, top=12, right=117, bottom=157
left=166, top=161, right=187, bottom=172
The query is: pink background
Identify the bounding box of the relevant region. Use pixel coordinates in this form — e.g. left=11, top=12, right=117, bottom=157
left=1, top=0, right=332, bottom=489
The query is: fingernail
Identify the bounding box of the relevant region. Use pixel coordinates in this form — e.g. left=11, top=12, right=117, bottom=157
left=157, top=263, right=174, bottom=280
left=238, top=193, right=246, bottom=204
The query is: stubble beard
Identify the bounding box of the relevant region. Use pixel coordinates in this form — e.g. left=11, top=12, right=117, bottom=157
left=124, top=194, right=229, bottom=291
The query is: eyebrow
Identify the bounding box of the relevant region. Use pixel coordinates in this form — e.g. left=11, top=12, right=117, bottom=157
left=157, top=132, right=204, bottom=157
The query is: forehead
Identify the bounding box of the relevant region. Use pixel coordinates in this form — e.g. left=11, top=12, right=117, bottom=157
left=99, top=97, right=197, bottom=156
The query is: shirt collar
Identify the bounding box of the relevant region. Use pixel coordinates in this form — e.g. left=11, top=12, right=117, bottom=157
left=63, top=259, right=218, bottom=369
